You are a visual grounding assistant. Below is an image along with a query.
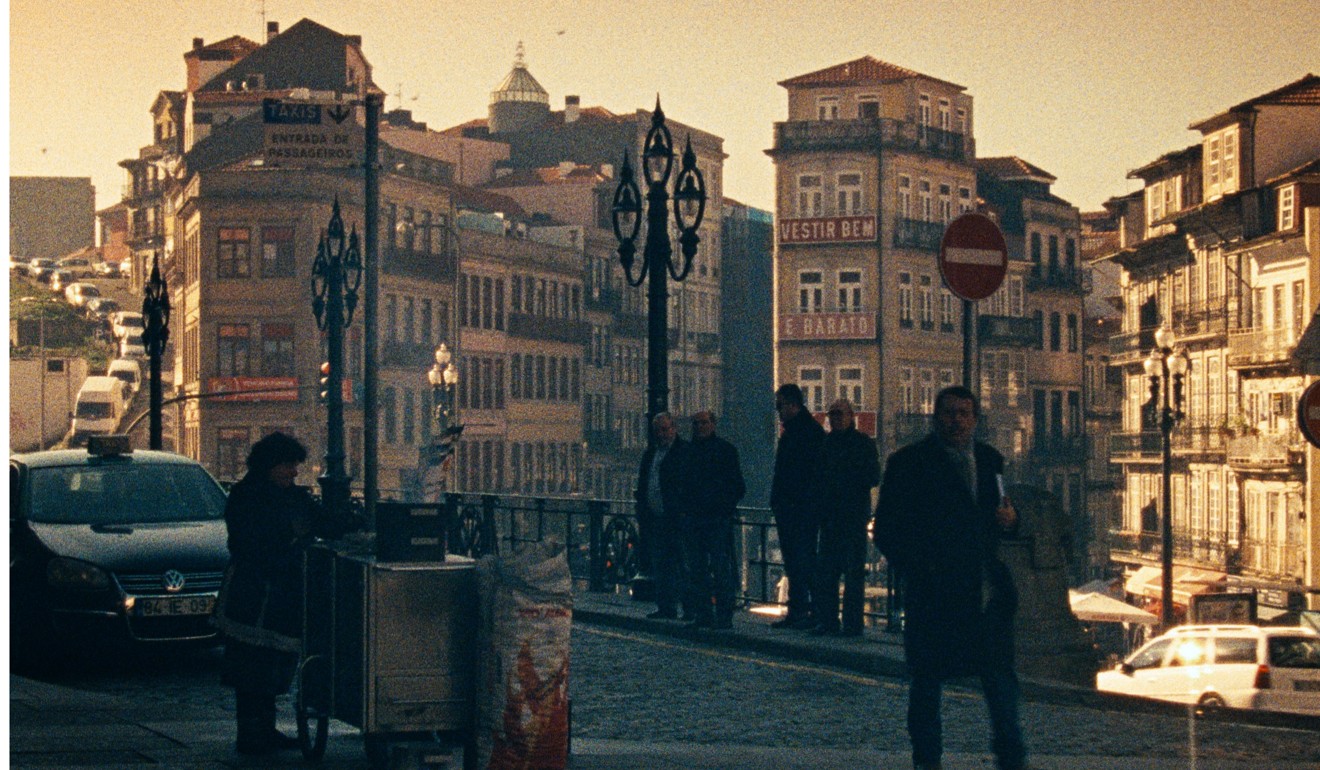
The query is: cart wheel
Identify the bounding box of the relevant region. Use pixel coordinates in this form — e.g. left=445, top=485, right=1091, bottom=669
left=296, top=654, right=330, bottom=761
left=364, top=734, right=391, bottom=769
left=602, top=517, right=639, bottom=585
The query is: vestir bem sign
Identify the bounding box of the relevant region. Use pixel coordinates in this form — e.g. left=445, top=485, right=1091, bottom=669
left=779, top=215, right=878, bottom=244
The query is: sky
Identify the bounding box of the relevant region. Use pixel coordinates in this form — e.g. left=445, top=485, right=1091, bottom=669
left=8, top=0, right=1320, bottom=218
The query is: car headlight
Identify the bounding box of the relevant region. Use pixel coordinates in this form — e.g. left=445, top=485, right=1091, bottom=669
left=46, top=557, right=112, bottom=590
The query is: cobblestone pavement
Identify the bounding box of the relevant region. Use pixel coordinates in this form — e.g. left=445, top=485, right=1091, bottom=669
left=568, top=625, right=1320, bottom=766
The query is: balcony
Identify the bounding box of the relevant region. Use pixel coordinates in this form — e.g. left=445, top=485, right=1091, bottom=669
left=1109, top=530, right=1162, bottom=559
left=1029, top=434, right=1086, bottom=464
left=1025, top=266, right=1088, bottom=294
left=584, top=286, right=619, bottom=312
left=383, top=245, right=457, bottom=282
left=1227, top=327, right=1297, bottom=369
left=1236, top=539, right=1307, bottom=579
left=1226, top=431, right=1305, bottom=471
left=613, top=313, right=647, bottom=339
left=771, top=118, right=967, bottom=162
left=1108, top=326, right=1157, bottom=365
left=1171, top=302, right=1228, bottom=341
left=893, top=217, right=945, bottom=252
left=1172, top=421, right=1227, bottom=457
left=978, top=314, right=1039, bottom=348
left=380, top=340, right=436, bottom=369
left=1109, top=431, right=1161, bottom=459
left=583, top=429, right=619, bottom=454
left=507, top=313, right=589, bottom=344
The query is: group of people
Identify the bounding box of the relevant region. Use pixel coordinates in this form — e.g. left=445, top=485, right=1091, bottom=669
left=215, top=382, right=1025, bottom=769
left=638, top=383, right=1028, bottom=770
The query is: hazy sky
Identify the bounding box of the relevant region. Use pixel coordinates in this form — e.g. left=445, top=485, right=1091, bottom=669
left=9, top=1, right=1320, bottom=217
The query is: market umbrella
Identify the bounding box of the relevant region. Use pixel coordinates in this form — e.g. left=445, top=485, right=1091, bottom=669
left=1069, top=590, right=1158, bottom=625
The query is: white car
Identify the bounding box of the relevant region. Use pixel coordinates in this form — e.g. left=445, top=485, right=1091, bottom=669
left=107, top=358, right=143, bottom=395
left=119, top=331, right=147, bottom=360
left=112, top=311, right=145, bottom=341
left=64, top=282, right=102, bottom=307
left=1097, top=624, right=1320, bottom=716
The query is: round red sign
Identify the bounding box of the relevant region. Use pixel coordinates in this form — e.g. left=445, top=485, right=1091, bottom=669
left=939, top=213, right=1008, bottom=301
left=1296, top=380, right=1320, bottom=449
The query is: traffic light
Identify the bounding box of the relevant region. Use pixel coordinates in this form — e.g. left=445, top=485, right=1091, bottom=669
left=318, top=361, right=331, bottom=404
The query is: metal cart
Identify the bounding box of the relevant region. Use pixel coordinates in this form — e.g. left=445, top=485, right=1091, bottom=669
left=296, top=541, right=478, bottom=769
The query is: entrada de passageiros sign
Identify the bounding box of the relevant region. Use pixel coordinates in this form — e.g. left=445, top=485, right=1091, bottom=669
left=262, top=99, right=362, bottom=168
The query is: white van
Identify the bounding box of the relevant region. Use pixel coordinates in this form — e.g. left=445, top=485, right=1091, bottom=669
left=71, top=376, right=127, bottom=445
left=107, top=359, right=142, bottom=395
left=1097, top=624, right=1320, bottom=716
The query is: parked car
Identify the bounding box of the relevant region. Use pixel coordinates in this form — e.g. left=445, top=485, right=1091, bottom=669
left=85, top=297, right=122, bottom=323
left=64, top=282, right=102, bottom=307
left=112, top=310, right=145, bottom=341
left=9, top=435, right=230, bottom=660
left=48, top=270, right=75, bottom=294
left=1096, top=624, right=1320, bottom=716
left=107, top=358, right=142, bottom=396
left=57, top=256, right=98, bottom=278
left=26, top=258, right=56, bottom=281
left=119, top=332, right=148, bottom=360
left=97, top=261, right=125, bottom=279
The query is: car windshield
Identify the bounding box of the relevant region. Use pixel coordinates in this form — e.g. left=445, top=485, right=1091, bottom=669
left=75, top=402, right=113, bottom=419
left=27, top=463, right=227, bottom=524
left=1269, top=636, right=1320, bottom=669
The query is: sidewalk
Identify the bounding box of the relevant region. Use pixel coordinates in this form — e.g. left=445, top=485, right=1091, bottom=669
left=10, top=590, right=1320, bottom=769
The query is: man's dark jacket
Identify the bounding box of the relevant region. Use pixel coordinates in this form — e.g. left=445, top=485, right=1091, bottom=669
left=687, top=434, right=746, bottom=518
left=873, top=434, right=1018, bottom=678
left=770, top=407, right=825, bottom=518
left=634, top=437, right=689, bottom=518
left=819, top=426, right=880, bottom=567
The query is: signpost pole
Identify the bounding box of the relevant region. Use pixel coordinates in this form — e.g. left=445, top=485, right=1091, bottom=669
left=362, top=93, right=381, bottom=527
left=963, top=299, right=975, bottom=388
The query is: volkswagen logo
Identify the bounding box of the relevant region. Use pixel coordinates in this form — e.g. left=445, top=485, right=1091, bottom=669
left=161, top=570, right=187, bottom=593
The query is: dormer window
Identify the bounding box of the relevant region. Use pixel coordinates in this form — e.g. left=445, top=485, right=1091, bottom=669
left=1279, top=184, right=1297, bottom=231
left=1205, top=126, right=1240, bottom=199
left=858, top=95, right=879, bottom=119
left=817, top=96, right=839, bottom=121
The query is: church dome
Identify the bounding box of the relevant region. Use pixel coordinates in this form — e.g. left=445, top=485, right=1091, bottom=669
left=489, top=43, right=551, bottom=134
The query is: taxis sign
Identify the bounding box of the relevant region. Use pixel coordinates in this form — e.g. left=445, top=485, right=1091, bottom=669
left=262, top=99, right=362, bottom=168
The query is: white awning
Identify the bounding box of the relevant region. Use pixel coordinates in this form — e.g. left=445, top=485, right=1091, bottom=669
left=1070, top=590, right=1158, bottom=625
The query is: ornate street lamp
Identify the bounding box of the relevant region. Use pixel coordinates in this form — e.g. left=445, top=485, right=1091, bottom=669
left=426, top=342, right=464, bottom=490
left=611, top=97, right=706, bottom=424
left=312, top=198, right=363, bottom=524
left=141, top=252, right=171, bottom=450
left=1144, top=325, right=1190, bottom=630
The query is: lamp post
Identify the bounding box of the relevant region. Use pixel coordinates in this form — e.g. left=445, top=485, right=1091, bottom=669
left=311, top=197, right=364, bottom=525
left=426, top=342, right=463, bottom=492
left=141, top=252, right=171, bottom=450
left=611, top=97, right=707, bottom=425
left=1144, top=325, right=1189, bottom=630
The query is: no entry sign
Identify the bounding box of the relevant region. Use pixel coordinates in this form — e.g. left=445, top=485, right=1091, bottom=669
left=1297, top=380, right=1320, bottom=448
left=939, top=213, right=1008, bottom=301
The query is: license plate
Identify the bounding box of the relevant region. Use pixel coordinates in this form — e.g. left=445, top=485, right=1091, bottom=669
left=134, top=595, right=216, bottom=617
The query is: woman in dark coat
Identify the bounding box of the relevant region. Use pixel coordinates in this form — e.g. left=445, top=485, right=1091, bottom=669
left=214, top=432, right=338, bottom=755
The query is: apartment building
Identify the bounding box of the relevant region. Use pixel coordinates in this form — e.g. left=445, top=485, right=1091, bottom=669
left=1097, top=74, right=1320, bottom=616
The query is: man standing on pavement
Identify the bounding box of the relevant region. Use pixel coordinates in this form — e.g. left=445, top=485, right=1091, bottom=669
left=770, top=383, right=825, bottom=630
left=634, top=412, right=690, bottom=620
left=874, top=385, right=1027, bottom=770
left=684, top=410, right=746, bottom=629
left=812, top=399, right=880, bottom=637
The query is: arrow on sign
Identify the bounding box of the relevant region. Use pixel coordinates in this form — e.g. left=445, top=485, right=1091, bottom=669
left=327, top=104, right=352, bottom=124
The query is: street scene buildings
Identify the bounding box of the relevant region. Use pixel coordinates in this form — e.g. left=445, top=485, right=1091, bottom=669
left=10, top=16, right=1320, bottom=624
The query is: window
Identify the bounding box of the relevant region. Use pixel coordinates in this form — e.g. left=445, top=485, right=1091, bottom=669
left=217, top=324, right=250, bottom=376
left=1030, top=232, right=1042, bottom=272
left=217, top=227, right=251, bottom=278
left=897, top=175, right=912, bottom=217
left=421, top=299, right=433, bottom=345
left=938, top=183, right=952, bottom=223
left=940, top=290, right=955, bottom=331
left=403, top=389, right=415, bottom=445
left=837, top=366, right=863, bottom=408
left=918, top=275, right=934, bottom=330
left=938, top=98, right=951, bottom=131
left=1048, top=235, right=1060, bottom=272
left=858, top=95, right=879, bottom=119
left=1034, top=310, right=1045, bottom=350
left=799, top=367, right=824, bottom=412
left=918, top=93, right=931, bottom=134
left=1280, top=185, right=1297, bottom=231
left=1067, top=314, right=1078, bottom=352
left=837, top=173, right=862, bottom=215
left=838, top=270, right=862, bottom=312
left=1065, top=237, right=1077, bottom=271
left=899, top=272, right=913, bottom=327
left=958, top=186, right=973, bottom=214
left=797, top=174, right=823, bottom=217
left=1050, top=312, right=1061, bottom=351
left=260, top=226, right=295, bottom=277
left=1273, top=285, right=1286, bottom=330
left=816, top=96, right=839, bottom=121
left=382, top=387, right=396, bottom=444
left=919, top=180, right=932, bottom=221
left=918, top=369, right=934, bottom=413
left=899, top=367, right=914, bottom=412
left=799, top=271, right=823, bottom=313
left=216, top=428, right=251, bottom=482
left=1294, top=281, right=1306, bottom=339
left=261, top=323, right=294, bottom=377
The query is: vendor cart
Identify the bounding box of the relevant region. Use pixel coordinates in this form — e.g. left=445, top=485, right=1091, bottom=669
left=296, top=539, right=478, bottom=769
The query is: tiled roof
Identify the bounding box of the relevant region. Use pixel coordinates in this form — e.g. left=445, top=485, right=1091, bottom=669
left=1266, top=155, right=1320, bottom=185
left=778, top=55, right=963, bottom=91
left=486, top=164, right=609, bottom=188
left=452, top=185, right=527, bottom=219
left=185, top=35, right=260, bottom=60
left=1190, top=73, right=1320, bottom=129
left=975, top=156, right=1055, bottom=183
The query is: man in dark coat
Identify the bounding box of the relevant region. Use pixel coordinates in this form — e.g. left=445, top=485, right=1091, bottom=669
left=634, top=412, right=690, bottom=620
left=684, top=410, right=746, bottom=629
left=874, top=386, right=1026, bottom=770
left=770, top=383, right=825, bottom=629
left=215, top=432, right=349, bottom=756
left=812, top=399, right=880, bottom=636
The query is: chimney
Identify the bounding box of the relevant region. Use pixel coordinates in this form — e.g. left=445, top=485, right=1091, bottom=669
left=266, top=22, right=279, bottom=42
left=193, top=37, right=204, bottom=50
left=565, top=95, right=580, bottom=124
